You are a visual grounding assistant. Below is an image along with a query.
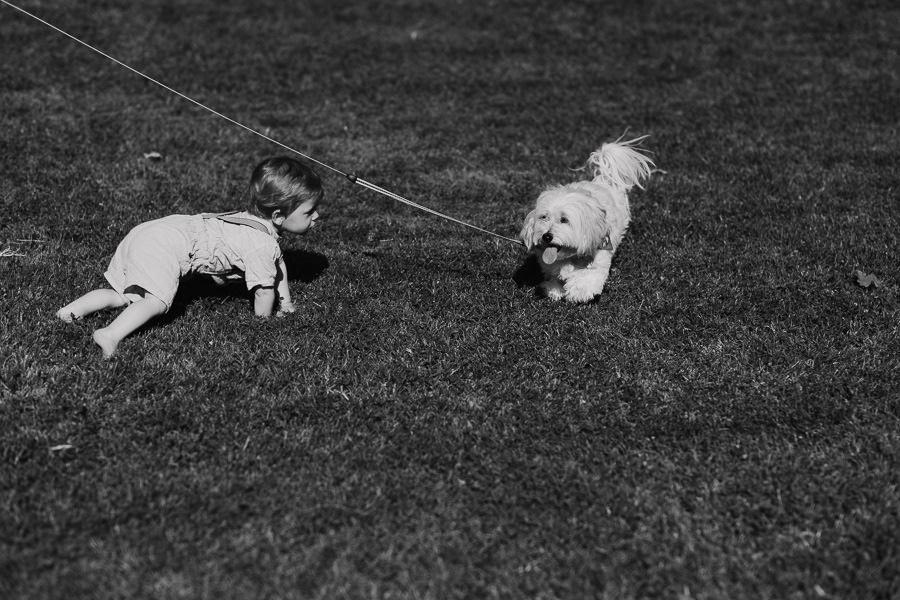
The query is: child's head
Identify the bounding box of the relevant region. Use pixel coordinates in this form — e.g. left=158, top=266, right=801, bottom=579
left=247, top=157, right=324, bottom=223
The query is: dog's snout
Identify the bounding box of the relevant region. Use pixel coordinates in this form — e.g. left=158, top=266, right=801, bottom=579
left=542, top=232, right=554, bottom=244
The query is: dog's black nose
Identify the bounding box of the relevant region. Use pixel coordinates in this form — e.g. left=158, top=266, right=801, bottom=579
left=542, top=232, right=553, bottom=244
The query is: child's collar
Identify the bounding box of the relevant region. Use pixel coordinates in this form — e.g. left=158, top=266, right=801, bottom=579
left=204, top=211, right=277, bottom=237
left=241, top=211, right=278, bottom=237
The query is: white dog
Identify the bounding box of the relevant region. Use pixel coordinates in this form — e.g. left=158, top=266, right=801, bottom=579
left=519, top=136, right=654, bottom=303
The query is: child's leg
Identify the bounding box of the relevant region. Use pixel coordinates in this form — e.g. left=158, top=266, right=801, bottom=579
left=92, top=294, right=167, bottom=358
left=57, top=289, right=128, bottom=322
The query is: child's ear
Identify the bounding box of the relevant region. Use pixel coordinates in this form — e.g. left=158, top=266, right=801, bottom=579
left=271, top=209, right=286, bottom=226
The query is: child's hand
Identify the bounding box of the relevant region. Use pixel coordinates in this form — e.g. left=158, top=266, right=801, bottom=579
left=276, top=300, right=296, bottom=317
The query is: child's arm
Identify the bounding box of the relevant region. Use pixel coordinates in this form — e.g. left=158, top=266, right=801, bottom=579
left=254, top=286, right=276, bottom=317
left=275, top=257, right=295, bottom=315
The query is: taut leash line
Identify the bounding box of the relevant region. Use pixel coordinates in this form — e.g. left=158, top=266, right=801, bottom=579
left=352, top=177, right=523, bottom=245
left=1, top=0, right=525, bottom=248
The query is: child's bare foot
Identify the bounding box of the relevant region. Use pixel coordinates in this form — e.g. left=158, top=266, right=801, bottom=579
left=56, top=307, right=78, bottom=323
left=92, top=328, right=119, bottom=358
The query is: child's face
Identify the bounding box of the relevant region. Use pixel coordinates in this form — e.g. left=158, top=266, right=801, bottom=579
left=277, top=199, right=319, bottom=234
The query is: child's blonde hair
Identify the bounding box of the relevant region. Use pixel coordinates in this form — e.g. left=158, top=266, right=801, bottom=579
left=247, top=157, right=323, bottom=218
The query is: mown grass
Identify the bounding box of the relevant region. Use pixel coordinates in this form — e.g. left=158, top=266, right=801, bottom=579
left=2, top=0, right=899, bottom=598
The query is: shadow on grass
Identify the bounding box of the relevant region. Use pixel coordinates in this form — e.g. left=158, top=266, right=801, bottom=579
left=283, top=248, right=329, bottom=284
left=513, top=252, right=556, bottom=302
left=512, top=253, right=544, bottom=289
left=155, top=249, right=329, bottom=325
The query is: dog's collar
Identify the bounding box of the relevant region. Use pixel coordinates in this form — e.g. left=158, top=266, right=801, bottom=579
left=539, top=235, right=613, bottom=256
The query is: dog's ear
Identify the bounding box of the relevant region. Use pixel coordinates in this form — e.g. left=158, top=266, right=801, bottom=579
left=574, top=204, right=610, bottom=255
left=520, top=210, right=537, bottom=249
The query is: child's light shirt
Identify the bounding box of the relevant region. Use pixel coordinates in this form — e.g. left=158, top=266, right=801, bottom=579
left=104, top=211, right=281, bottom=311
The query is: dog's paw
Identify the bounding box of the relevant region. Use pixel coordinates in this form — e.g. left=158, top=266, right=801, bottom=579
left=558, top=264, right=576, bottom=280
left=565, top=288, right=599, bottom=303
left=541, top=281, right=566, bottom=301
left=547, top=288, right=565, bottom=301
left=564, top=278, right=603, bottom=303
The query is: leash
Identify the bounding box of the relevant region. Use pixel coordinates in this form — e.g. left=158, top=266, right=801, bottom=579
left=1, top=0, right=525, bottom=247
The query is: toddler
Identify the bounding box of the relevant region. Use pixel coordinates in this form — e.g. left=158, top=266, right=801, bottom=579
left=57, top=156, right=323, bottom=357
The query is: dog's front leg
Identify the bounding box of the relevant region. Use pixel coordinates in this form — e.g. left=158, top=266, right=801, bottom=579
left=563, top=250, right=612, bottom=302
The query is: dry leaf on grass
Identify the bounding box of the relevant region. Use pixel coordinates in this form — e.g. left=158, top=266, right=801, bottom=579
left=853, top=270, right=883, bottom=289
left=853, top=269, right=898, bottom=307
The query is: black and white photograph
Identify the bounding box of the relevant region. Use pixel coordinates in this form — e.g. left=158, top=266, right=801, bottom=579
left=1, top=0, right=898, bottom=598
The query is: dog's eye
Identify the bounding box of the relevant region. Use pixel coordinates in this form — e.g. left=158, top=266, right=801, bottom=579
left=560, top=216, right=569, bottom=224
left=538, top=214, right=549, bottom=221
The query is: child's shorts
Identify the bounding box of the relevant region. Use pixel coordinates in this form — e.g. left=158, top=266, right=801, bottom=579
left=103, top=216, right=195, bottom=311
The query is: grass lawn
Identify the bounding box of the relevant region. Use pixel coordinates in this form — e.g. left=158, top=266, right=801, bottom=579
left=2, top=0, right=899, bottom=598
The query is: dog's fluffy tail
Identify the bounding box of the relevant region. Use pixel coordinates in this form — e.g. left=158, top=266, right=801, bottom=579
left=586, top=135, right=654, bottom=191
